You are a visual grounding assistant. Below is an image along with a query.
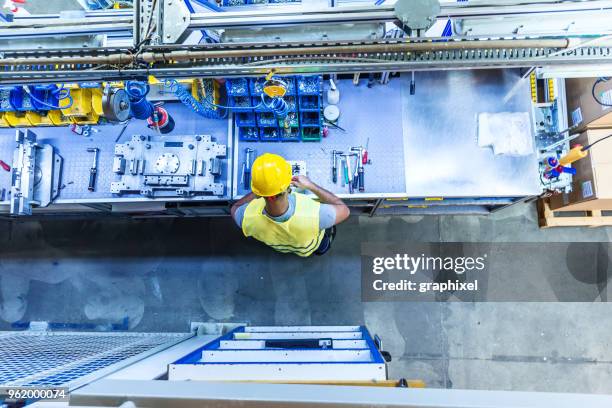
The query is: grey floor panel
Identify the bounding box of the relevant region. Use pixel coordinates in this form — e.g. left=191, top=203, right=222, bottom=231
left=1, top=202, right=612, bottom=394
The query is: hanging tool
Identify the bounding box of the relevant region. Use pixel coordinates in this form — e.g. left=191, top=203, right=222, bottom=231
left=351, top=147, right=365, bottom=192
left=243, top=148, right=254, bottom=187
left=0, top=159, right=10, bottom=172
left=86, top=148, right=99, bottom=192
left=331, top=150, right=343, bottom=183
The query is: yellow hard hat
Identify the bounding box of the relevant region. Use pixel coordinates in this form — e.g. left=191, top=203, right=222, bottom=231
left=251, top=153, right=292, bottom=197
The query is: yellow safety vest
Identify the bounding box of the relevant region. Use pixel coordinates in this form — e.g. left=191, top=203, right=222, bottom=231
left=242, top=192, right=325, bottom=257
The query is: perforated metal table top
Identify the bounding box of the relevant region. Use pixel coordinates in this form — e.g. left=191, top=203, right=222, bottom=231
left=0, top=105, right=233, bottom=205
left=234, top=77, right=407, bottom=199
left=0, top=70, right=541, bottom=208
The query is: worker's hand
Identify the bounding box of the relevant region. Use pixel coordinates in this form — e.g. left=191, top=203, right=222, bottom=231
left=291, top=175, right=314, bottom=190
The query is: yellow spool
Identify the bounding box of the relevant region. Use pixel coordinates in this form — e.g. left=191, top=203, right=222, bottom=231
left=559, top=146, right=589, bottom=166
left=263, top=82, right=287, bottom=98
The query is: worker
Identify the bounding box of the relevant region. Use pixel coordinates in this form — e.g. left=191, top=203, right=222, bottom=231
left=231, top=153, right=350, bottom=257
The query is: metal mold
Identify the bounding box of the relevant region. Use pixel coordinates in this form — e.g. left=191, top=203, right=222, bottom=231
left=111, top=134, right=227, bottom=198
left=10, top=129, right=63, bottom=215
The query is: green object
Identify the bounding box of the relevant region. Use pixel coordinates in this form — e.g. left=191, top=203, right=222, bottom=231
left=301, top=126, right=322, bottom=141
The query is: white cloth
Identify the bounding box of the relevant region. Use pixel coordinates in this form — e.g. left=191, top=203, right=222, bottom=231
left=478, top=112, right=534, bottom=156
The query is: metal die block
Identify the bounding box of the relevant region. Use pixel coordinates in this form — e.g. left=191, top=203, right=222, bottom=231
left=10, top=129, right=62, bottom=215
left=111, top=134, right=227, bottom=198
left=113, top=156, right=126, bottom=174
left=144, top=175, right=189, bottom=187
left=209, top=158, right=221, bottom=176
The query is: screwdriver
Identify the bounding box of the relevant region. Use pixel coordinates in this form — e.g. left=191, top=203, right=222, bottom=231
left=362, top=138, right=369, bottom=165
left=0, top=160, right=10, bottom=172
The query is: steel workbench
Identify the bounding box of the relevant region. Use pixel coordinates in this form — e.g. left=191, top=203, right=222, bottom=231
left=0, top=69, right=542, bottom=217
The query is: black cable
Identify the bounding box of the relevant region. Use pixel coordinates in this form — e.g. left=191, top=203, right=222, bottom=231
left=591, top=77, right=612, bottom=107
left=582, top=133, right=612, bottom=151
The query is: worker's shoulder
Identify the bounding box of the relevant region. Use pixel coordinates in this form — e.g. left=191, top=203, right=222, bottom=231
left=233, top=202, right=249, bottom=227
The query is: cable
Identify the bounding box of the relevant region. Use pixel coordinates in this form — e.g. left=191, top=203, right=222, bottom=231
left=592, top=77, right=612, bottom=107
left=164, top=79, right=227, bottom=119
left=582, top=133, right=612, bottom=151
left=163, top=79, right=290, bottom=118
left=125, top=81, right=153, bottom=120
left=23, top=85, right=73, bottom=110
left=261, top=93, right=290, bottom=117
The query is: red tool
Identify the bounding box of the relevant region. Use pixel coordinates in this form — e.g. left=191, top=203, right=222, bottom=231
left=0, top=160, right=10, bottom=172
left=362, top=138, right=370, bottom=165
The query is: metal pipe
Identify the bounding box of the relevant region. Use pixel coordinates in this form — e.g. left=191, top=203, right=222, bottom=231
left=0, top=54, right=134, bottom=66
left=139, top=38, right=573, bottom=63
left=0, top=37, right=580, bottom=67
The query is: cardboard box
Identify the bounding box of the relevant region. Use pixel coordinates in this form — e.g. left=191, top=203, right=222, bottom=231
left=549, top=129, right=612, bottom=211
left=566, top=78, right=612, bottom=130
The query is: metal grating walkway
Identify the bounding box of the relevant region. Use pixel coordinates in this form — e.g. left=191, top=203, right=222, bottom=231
left=0, top=332, right=189, bottom=389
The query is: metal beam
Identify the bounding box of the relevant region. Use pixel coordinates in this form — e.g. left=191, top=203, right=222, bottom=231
left=70, top=379, right=612, bottom=408
left=4, top=1, right=612, bottom=41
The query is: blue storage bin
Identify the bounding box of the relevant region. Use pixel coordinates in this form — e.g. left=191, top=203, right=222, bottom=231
left=226, top=78, right=250, bottom=96
left=222, top=0, right=248, bottom=6
left=229, top=95, right=253, bottom=112
left=300, top=111, right=321, bottom=126
left=249, top=77, right=266, bottom=96
left=282, top=77, right=297, bottom=95
left=279, top=112, right=299, bottom=128
left=280, top=126, right=300, bottom=142
left=298, top=94, right=321, bottom=111
left=259, top=126, right=281, bottom=141
left=236, top=112, right=256, bottom=127
left=284, top=96, right=297, bottom=112
left=297, top=75, right=322, bottom=96
left=257, top=112, right=277, bottom=127
left=239, top=126, right=259, bottom=141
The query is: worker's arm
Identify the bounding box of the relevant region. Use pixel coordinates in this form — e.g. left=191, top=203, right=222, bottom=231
left=291, top=176, right=350, bottom=225
left=231, top=192, right=256, bottom=219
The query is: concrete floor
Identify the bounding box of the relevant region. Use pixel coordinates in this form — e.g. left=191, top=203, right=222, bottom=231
left=1, top=202, right=612, bottom=394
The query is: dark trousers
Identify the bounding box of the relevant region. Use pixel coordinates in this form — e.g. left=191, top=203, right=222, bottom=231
left=314, top=226, right=336, bottom=256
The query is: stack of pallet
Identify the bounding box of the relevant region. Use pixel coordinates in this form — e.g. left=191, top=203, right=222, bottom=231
left=538, top=199, right=612, bottom=228
left=541, top=78, right=612, bottom=228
